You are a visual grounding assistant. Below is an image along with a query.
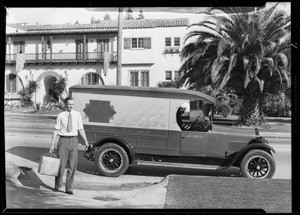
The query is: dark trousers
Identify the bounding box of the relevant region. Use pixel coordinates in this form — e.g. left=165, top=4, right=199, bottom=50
left=55, top=136, right=78, bottom=192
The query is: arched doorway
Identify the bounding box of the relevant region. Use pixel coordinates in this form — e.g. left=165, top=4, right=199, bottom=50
left=36, top=71, right=61, bottom=105
left=44, top=75, right=57, bottom=103
left=80, top=72, right=104, bottom=85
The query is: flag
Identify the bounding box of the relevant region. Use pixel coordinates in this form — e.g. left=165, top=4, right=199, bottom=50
left=103, top=52, right=111, bottom=76
left=16, top=53, right=26, bottom=73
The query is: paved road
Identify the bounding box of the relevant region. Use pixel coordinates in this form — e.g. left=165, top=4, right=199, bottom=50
left=5, top=127, right=291, bottom=180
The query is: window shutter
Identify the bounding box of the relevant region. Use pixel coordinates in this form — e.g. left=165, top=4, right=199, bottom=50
left=124, top=38, right=130, bottom=49
left=144, top=37, right=151, bottom=49
left=20, top=41, right=25, bottom=53
left=13, top=42, right=18, bottom=54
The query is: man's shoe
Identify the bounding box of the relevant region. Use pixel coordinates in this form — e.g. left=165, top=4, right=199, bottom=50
left=66, top=191, right=74, bottom=195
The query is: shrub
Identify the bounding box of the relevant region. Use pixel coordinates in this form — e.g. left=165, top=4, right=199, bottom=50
left=53, top=77, right=67, bottom=101
left=28, top=80, right=39, bottom=96
left=219, top=103, right=233, bottom=118
left=158, top=81, right=178, bottom=88
left=263, top=93, right=291, bottom=117
left=20, top=94, right=33, bottom=107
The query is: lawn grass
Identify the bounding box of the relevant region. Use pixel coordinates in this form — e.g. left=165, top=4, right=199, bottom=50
left=165, top=175, right=291, bottom=212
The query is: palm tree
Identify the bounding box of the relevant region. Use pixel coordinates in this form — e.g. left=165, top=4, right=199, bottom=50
left=178, top=3, right=291, bottom=126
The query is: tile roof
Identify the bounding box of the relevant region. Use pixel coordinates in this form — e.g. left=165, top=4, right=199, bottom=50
left=6, top=18, right=189, bottom=36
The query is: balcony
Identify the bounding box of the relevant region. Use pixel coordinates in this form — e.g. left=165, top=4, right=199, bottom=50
left=5, top=52, right=117, bottom=65
left=163, top=47, right=180, bottom=54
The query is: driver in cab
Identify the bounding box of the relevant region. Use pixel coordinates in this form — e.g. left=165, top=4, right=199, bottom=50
left=177, top=106, right=207, bottom=131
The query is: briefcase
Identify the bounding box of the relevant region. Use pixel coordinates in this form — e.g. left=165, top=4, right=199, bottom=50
left=38, top=153, right=61, bottom=176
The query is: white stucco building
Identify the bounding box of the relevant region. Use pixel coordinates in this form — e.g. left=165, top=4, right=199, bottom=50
left=5, top=18, right=189, bottom=105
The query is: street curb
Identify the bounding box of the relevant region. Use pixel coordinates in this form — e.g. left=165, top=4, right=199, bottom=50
left=260, top=132, right=291, bottom=138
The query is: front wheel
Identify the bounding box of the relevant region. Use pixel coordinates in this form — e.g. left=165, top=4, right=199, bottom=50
left=240, top=149, right=276, bottom=179
left=94, top=143, right=129, bottom=177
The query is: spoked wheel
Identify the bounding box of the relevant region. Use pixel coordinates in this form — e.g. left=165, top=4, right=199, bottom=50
left=240, top=149, right=276, bottom=179
left=95, top=143, right=129, bottom=177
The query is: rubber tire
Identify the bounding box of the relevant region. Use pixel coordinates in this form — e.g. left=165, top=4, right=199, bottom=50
left=94, top=143, right=129, bottom=177
left=240, top=149, right=276, bottom=179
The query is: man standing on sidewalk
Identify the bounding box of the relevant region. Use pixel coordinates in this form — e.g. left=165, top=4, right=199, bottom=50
left=49, top=97, right=90, bottom=195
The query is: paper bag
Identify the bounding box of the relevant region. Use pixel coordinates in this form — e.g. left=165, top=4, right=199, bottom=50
left=38, top=153, right=61, bottom=176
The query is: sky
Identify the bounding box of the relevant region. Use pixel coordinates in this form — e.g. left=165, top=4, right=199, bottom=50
left=5, top=7, right=204, bottom=25
left=5, top=4, right=290, bottom=26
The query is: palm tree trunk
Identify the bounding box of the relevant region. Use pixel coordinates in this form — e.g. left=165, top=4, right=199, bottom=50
left=235, top=80, right=266, bottom=126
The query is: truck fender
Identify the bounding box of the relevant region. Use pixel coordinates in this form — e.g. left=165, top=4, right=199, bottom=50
left=220, top=142, right=275, bottom=169
left=94, top=137, right=135, bottom=163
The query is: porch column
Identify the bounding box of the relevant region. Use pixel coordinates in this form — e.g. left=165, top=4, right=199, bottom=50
left=35, top=43, right=39, bottom=61
left=50, top=36, right=53, bottom=62
left=8, top=37, right=11, bottom=63
left=83, top=35, right=86, bottom=60
left=41, top=36, right=45, bottom=61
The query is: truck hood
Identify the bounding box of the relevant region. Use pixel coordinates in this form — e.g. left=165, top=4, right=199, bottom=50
left=212, top=124, right=256, bottom=141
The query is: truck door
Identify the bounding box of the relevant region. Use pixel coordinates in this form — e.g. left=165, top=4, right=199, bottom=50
left=180, top=131, right=208, bottom=155
left=180, top=131, right=227, bottom=158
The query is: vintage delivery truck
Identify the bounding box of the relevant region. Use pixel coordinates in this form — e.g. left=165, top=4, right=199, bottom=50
left=69, top=85, right=276, bottom=179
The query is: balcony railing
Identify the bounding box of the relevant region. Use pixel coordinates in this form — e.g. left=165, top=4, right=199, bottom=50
left=5, top=52, right=117, bottom=64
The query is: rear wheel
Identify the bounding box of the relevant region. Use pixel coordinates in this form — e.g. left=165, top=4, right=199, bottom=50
left=240, top=149, right=276, bottom=179
left=95, top=143, right=129, bottom=177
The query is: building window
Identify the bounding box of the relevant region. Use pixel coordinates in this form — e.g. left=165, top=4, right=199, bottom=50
left=165, top=38, right=171, bottom=47
left=81, top=73, right=102, bottom=85
left=130, top=71, right=139, bottom=86
left=165, top=71, right=172, bottom=80
left=174, top=70, right=180, bottom=80
left=131, top=38, right=144, bottom=49
left=138, top=38, right=144, bottom=48
left=129, top=70, right=149, bottom=86
left=76, top=39, right=88, bottom=60
left=97, top=39, right=109, bottom=52
left=174, top=37, right=181, bottom=46
left=6, top=74, right=23, bottom=93
left=13, top=41, right=25, bottom=54
left=141, top=70, right=149, bottom=87
left=124, top=37, right=151, bottom=49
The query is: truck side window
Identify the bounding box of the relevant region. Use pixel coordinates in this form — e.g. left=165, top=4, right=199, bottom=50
left=176, top=107, right=186, bottom=130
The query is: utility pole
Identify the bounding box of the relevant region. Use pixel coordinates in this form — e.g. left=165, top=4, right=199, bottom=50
left=116, top=7, right=123, bottom=85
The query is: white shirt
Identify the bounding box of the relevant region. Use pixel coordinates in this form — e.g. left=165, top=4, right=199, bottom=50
left=55, top=110, right=83, bottom=136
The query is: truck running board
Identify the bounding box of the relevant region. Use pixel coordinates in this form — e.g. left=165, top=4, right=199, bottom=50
left=136, top=160, right=219, bottom=170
